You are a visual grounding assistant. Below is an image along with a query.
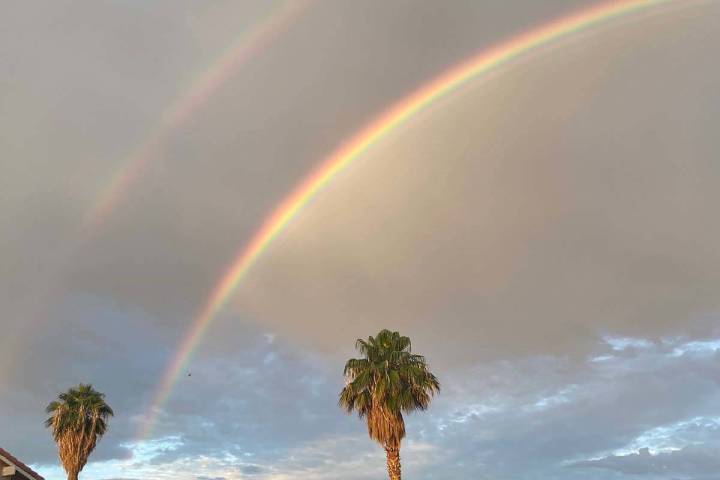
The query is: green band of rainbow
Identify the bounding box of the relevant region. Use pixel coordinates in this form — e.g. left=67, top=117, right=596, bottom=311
left=137, top=0, right=675, bottom=440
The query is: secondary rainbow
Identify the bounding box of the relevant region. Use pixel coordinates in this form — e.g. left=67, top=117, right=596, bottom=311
left=84, top=0, right=311, bottom=230
left=138, top=0, right=678, bottom=440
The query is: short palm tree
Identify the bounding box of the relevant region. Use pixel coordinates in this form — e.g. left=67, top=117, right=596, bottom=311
left=339, top=329, right=439, bottom=480
left=45, top=384, right=114, bottom=480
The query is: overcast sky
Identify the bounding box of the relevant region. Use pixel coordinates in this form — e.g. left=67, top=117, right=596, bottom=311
left=2, top=1, right=720, bottom=479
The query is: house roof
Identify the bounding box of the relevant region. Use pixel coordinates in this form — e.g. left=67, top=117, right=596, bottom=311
left=0, top=448, right=45, bottom=480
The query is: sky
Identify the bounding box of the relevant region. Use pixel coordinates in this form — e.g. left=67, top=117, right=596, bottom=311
left=1, top=1, right=720, bottom=479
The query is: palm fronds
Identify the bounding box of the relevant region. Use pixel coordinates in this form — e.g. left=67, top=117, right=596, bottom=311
left=46, top=384, right=113, bottom=480
left=339, top=329, right=439, bottom=448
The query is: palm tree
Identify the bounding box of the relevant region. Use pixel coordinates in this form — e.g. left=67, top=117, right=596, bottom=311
left=339, top=329, right=439, bottom=480
left=45, top=384, right=114, bottom=480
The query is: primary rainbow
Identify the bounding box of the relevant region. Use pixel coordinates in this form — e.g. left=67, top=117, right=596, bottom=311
left=138, top=0, right=677, bottom=439
left=84, top=0, right=311, bottom=230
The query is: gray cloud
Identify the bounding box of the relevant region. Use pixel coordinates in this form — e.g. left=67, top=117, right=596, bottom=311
left=572, top=446, right=720, bottom=478
left=239, top=0, right=720, bottom=365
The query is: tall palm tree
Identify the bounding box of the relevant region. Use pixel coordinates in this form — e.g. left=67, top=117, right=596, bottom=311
left=45, top=384, right=114, bottom=480
left=339, top=329, right=439, bottom=480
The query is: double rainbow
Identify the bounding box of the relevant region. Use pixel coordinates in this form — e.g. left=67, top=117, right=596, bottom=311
left=138, top=0, right=677, bottom=440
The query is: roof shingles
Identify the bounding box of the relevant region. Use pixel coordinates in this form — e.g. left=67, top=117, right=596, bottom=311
left=0, top=447, right=46, bottom=480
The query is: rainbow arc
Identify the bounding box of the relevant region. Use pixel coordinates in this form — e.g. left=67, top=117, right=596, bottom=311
left=138, top=0, right=680, bottom=440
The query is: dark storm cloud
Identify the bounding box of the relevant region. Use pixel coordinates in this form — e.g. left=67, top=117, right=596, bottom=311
left=0, top=0, right=610, bottom=333
left=2, top=1, right=720, bottom=479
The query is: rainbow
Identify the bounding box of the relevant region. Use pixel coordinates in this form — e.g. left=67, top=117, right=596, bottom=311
left=84, top=0, right=311, bottom=230
left=138, top=0, right=679, bottom=439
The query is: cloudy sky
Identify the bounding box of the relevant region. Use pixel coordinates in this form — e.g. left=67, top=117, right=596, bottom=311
left=2, top=1, right=720, bottom=479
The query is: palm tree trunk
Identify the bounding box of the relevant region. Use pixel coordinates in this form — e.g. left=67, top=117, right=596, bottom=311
left=67, top=470, right=79, bottom=480
left=385, top=446, right=401, bottom=480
